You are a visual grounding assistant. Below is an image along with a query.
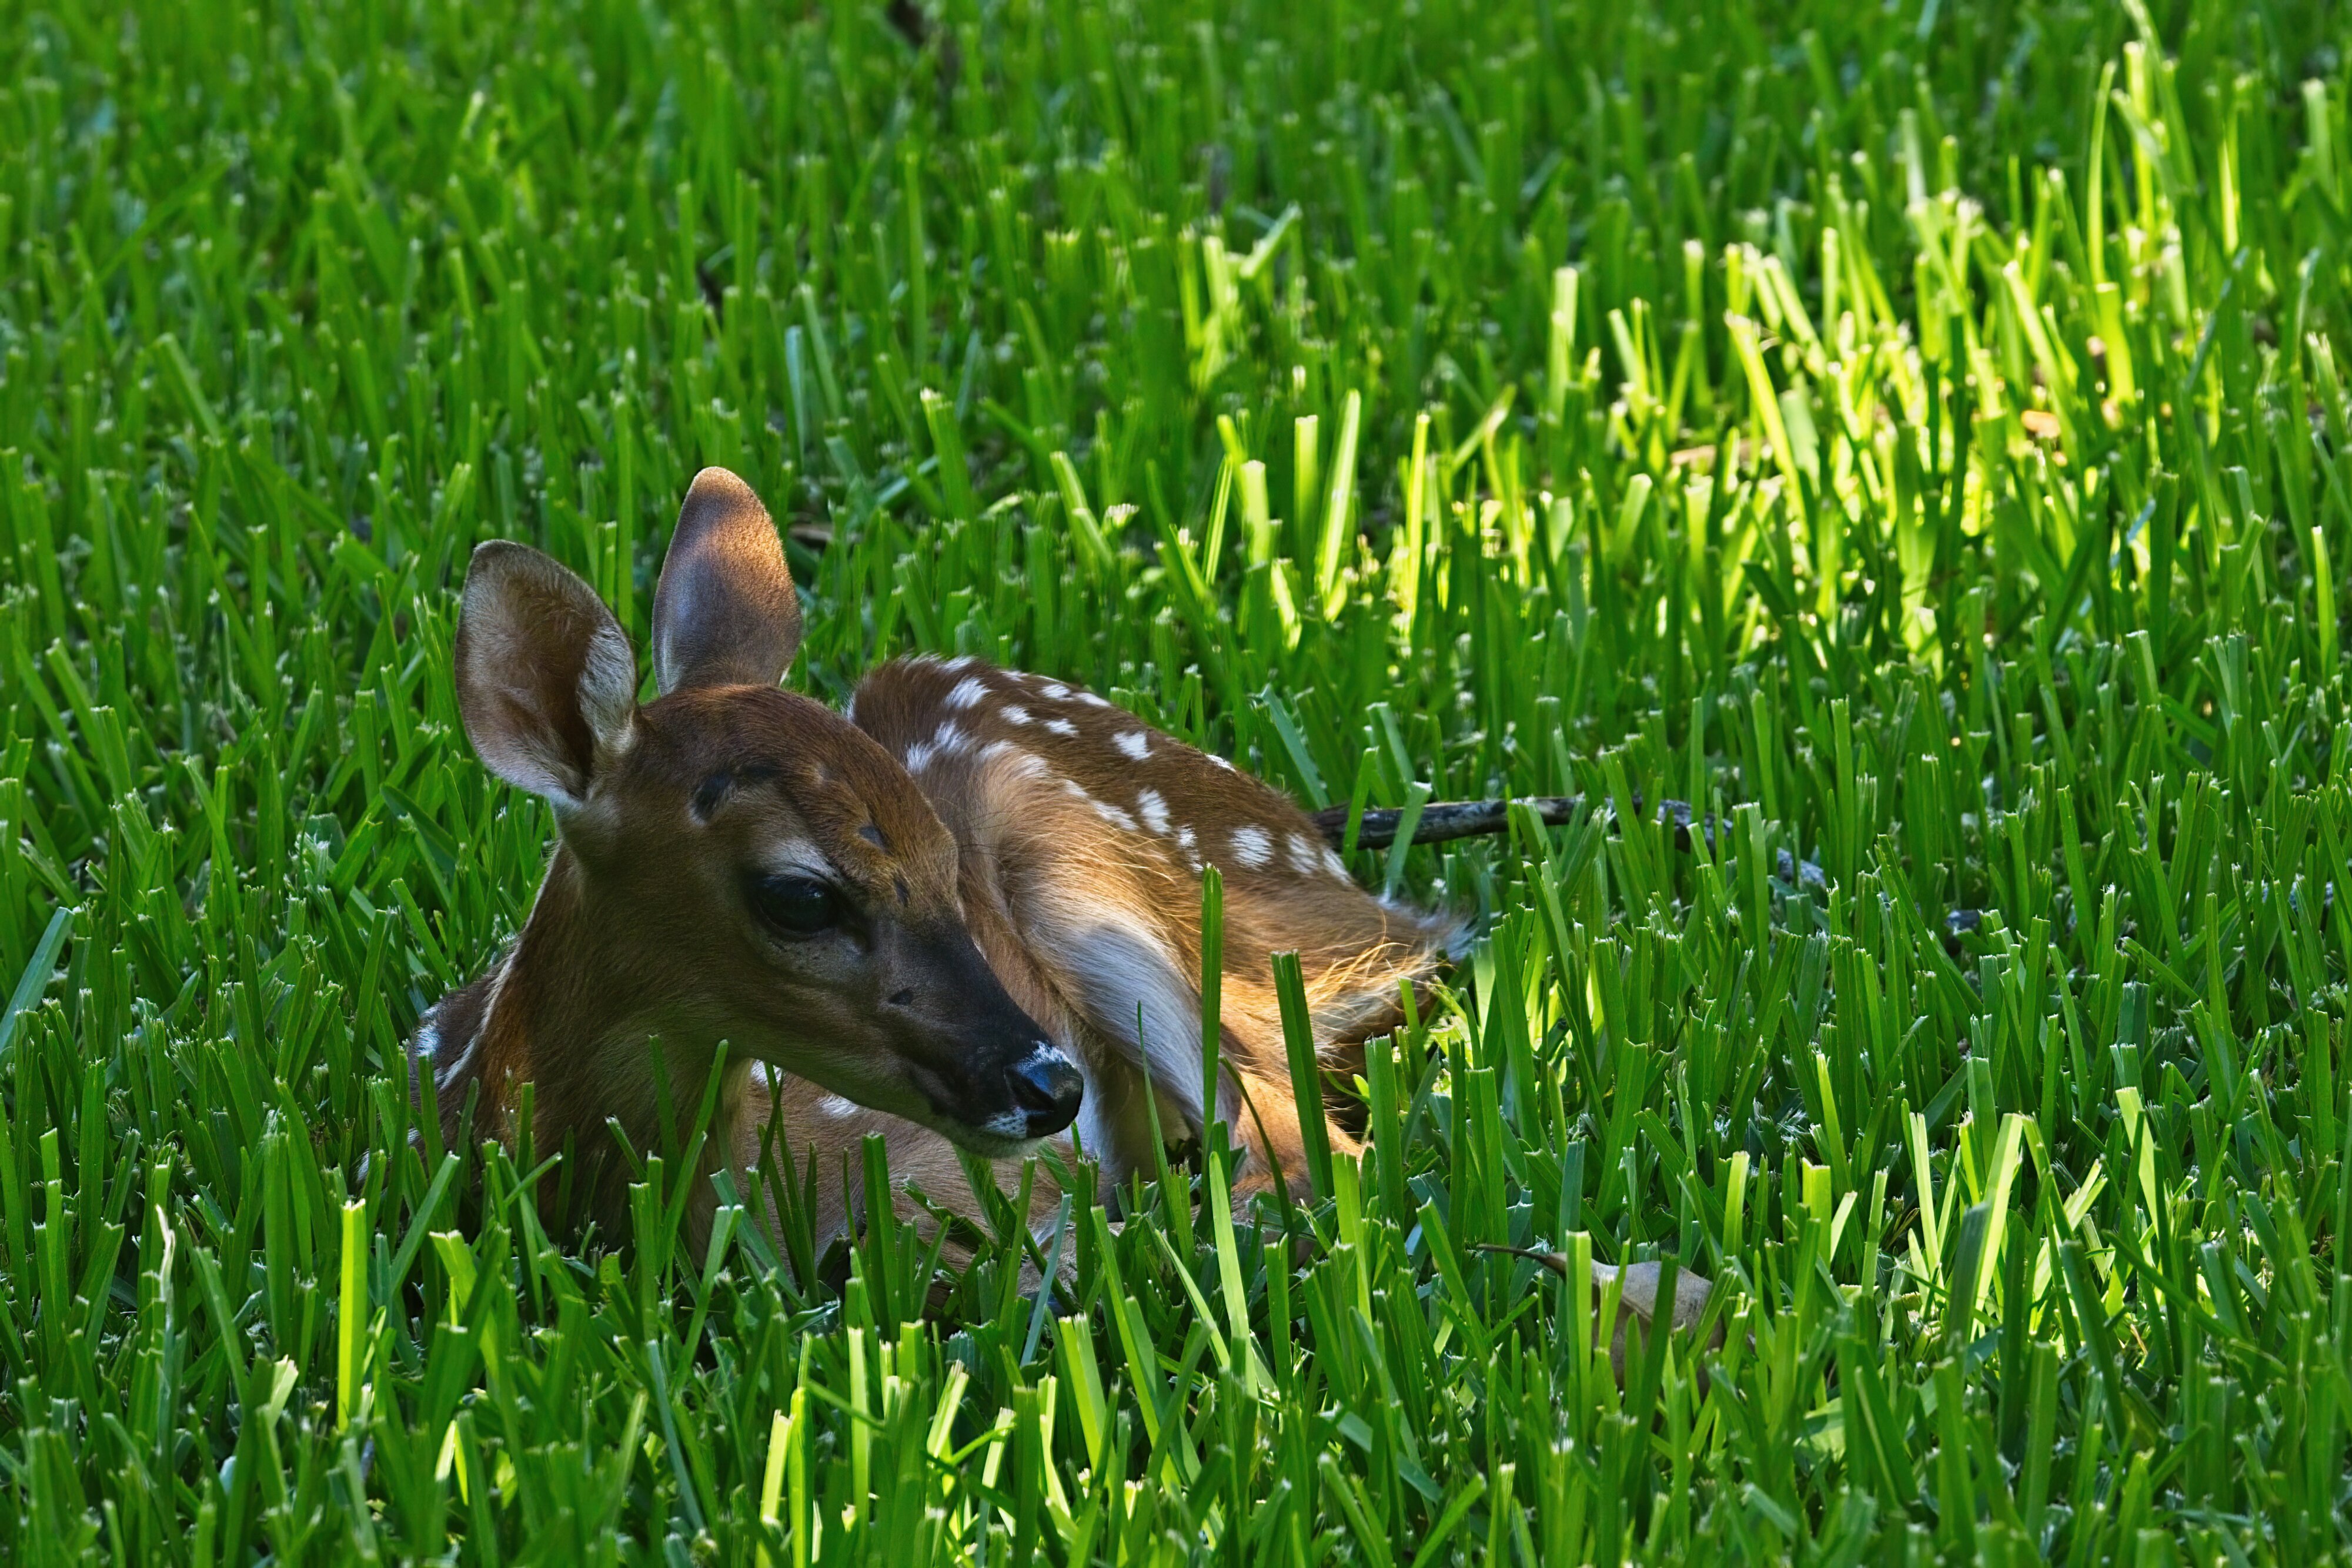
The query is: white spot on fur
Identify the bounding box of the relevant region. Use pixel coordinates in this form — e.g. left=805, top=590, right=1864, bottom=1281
left=818, top=1094, right=860, bottom=1118
left=1041, top=682, right=1071, bottom=700
left=1175, top=825, right=1197, bottom=854
left=1136, top=788, right=1171, bottom=834
left=944, top=655, right=975, bottom=672
left=1045, top=717, right=1079, bottom=737
left=945, top=676, right=990, bottom=711
left=1230, top=825, right=1272, bottom=868
left=1114, top=731, right=1150, bottom=761
left=931, top=721, right=970, bottom=757
left=1002, top=704, right=1033, bottom=726
left=1077, top=691, right=1111, bottom=708
left=905, top=740, right=936, bottom=773
left=1093, top=799, right=1139, bottom=831
left=979, top=741, right=1051, bottom=783
left=1207, top=753, right=1235, bottom=771
left=842, top=694, right=857, bottom=724
left=1321, top=845, right=1351, bottom=880
left=413, top=1018, right=440, bottom=1064
left=1288, top=832, right=1321, bottom=875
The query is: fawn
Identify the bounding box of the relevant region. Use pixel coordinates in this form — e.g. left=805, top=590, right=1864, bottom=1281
left=415, top=467, right=1711, bottom=1352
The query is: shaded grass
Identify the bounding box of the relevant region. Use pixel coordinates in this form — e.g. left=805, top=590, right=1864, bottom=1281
left=6, top=0, right=2352, bottom=1560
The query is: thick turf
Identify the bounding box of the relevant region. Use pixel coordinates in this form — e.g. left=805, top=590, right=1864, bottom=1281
left=4, top=0, right=2351, bottom=1560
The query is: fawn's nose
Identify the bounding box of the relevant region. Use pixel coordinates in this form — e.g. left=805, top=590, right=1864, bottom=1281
left=1005, top=1046, right=1084, bottom=1138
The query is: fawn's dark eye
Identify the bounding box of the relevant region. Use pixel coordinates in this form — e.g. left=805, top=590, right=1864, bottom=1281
left=749, top=874, right=841, bottom=937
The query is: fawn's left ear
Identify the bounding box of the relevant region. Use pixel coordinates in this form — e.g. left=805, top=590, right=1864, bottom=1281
left=652, top=467, right=803, bottom=694
left=455, top=541, right=639, bottom=811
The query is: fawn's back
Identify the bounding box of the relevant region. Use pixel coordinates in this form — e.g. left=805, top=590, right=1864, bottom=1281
left=849, top=653, right=1460, bottom=1196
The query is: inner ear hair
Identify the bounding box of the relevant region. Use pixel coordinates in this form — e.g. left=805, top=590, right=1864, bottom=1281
left=455, top=540, right=639, bottom=808
left=652, top=466, right=803, bottom=694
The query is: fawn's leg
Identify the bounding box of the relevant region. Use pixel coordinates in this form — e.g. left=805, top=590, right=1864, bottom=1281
left=1218, top=1064, right=1364, bottom=1205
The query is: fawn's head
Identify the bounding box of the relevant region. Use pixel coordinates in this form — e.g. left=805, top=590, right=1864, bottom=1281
left=452, top=467, right=1083, bottom=1155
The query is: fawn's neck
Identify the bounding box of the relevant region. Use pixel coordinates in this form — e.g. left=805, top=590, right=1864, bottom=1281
left=447, top=850, right=751, bottom=1242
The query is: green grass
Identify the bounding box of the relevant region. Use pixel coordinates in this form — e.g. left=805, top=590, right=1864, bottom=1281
left=7, top=0, right=2352, bottom=1559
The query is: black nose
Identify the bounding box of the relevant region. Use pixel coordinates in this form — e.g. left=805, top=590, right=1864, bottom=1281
left=1005, top=1047, right=1084, bottom=1138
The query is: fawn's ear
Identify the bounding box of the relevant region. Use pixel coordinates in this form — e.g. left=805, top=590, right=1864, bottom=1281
left=455, top=541, right=639, bottom=810
left=652, top=467, right=802, bottom=694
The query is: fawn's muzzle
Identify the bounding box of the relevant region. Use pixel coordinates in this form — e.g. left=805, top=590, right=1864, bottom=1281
left=888, top=924, right=1083, bottom=1146
left=1005, top=1046, right=1085, bottom=1138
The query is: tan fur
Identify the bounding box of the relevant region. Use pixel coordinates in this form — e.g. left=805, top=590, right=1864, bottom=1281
left=849, top=655, right=1459, bottom=1200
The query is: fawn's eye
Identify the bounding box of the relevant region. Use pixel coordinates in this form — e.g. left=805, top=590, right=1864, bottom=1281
left=749, top=874, right=841, bottom=937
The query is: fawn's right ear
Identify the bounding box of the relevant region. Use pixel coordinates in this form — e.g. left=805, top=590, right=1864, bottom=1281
left=652, top=467, right=802, bottom=694
left=455, top=541, right=639, bottom=811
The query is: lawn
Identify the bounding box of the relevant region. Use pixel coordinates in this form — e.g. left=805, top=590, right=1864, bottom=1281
left=5, top=0, right=2352, bottom=1560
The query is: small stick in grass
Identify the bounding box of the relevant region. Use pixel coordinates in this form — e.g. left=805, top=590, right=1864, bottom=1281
left=1321, top=795, right=1988, bottom=943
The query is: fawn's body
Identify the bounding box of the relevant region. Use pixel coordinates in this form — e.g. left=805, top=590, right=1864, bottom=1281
left=415, top=468, right=1452, bottom=1253
left=418, top=648, right=1454, bottom=1248
left=416, top=467, right=1710, bottom=1358
left=848, top=651, right=1461, bottom=1193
